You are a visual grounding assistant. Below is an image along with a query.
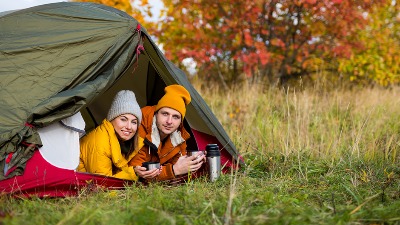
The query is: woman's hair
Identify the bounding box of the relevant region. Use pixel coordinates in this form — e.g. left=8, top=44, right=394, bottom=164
left=125, top=131, right=139, bottom=159
left=115, top=116, right=140, bottom=159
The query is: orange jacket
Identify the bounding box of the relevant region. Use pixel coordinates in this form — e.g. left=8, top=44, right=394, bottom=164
left=129, top=106, right=191, bottom=180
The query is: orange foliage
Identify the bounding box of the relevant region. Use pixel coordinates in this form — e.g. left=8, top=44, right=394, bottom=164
left=74, top=0, right=398, bottom=86
left=155, top=0, right=390, bottom=84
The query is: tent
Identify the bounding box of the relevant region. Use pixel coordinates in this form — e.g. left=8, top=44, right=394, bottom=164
left=0, top=2, right=243, bottom=197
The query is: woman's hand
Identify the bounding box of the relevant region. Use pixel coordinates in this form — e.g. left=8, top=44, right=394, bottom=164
left=134, top=166, right=162, bottom=179
left=173, top=152, right=206, bottom=176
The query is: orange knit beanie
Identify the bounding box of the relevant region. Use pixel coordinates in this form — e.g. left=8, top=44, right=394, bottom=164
left=155, top=84, right=191, bottom=119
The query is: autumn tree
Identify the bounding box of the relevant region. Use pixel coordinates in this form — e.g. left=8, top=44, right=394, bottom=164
left=72, top=0, right=397, bottom=87
left=155, top=0, right=388, bottom=86
left=338, top=1, right=400, bottom=86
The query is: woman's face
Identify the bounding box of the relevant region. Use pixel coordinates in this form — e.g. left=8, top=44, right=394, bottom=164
left=111, top=114, right=138, bottom=142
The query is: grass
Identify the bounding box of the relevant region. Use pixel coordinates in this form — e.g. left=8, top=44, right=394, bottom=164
left=1, top=82, right=399, bottom=225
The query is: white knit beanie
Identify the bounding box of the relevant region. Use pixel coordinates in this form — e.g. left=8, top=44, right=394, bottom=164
left=107, top=90, right=142, bottom=123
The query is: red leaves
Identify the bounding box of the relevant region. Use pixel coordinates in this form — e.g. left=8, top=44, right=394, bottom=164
left=332, top=45, right=352, bottom=58
left=270, top=38, right=286, bottom=48
left=244, top=30, right=253, bottom=46
left=259, top=51, right=271, bottom=65
left=304, top=0, right=317, bottom=4
left=146, top=0, right=392, bottom=84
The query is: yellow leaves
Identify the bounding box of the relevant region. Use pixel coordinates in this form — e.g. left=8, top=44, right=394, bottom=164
left=339, top=50, right=399, bottom=86
left=228, top=103, right=242, bottom=119
left=384, top=168, right=395, bottom=182
left=139, top=0, right=149, bottom=7
left=232, top=33, right=242, bottom=48
left=357, top=168, right=397, bottom=186
left=302, top=57, right=323, bottom=70
left=360, top=170, right=369, bottom=183
left=226, top=100, right=247, bottom=130
left=310, top=21, right=326, bottom=36
left=108, top=190, right=118, bottom=198
left=337, top=1, right=399, bottom=86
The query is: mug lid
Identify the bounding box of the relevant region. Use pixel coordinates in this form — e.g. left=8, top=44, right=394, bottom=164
left=206, top=144, right=219, bottom=151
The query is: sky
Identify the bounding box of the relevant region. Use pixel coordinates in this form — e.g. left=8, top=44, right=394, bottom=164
left=0, top=0, right=66, bottom=12
left=0, top=0, right=163, bottom=20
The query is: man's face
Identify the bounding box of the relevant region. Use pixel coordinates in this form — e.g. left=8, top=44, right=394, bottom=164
left=111, top=114, right=138, bottom=141
left=155, top=107, right=182, bottom=140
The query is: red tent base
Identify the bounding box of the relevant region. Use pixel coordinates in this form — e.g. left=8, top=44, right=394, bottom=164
left=191, top=129, right=241, bottom=172
left=0, top=151, right=133, bottom=198
left=1, top=129, right=241, bottom=198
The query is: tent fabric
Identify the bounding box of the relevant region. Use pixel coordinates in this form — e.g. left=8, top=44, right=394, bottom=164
left=1, top=150, right=133, bottom=198
left=0, top=2, right=243, bottom=196
left=1, top=125, right=42, bottom=180
left=0, top=2, right=144, bottom=180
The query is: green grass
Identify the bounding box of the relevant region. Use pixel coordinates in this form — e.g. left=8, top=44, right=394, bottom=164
left=1, top=83, right=399, bottom=225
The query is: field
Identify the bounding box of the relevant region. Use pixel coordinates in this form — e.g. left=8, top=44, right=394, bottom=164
left=1, top=82, right=400, bottom=225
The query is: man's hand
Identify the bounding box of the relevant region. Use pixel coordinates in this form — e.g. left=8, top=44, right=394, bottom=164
left=173, top=152, right=206, bottom=176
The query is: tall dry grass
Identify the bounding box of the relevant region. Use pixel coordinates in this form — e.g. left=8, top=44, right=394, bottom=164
left=2, top=81, right=399, bottom=225
left=192, top=80, right=400, bottom=164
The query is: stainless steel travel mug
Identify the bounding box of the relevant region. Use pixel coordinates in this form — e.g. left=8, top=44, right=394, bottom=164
left=142, top=162, right=160, bottom=170
left=206, top=144, right=221, bottom=182
left=187, top=149, right=203, bottom=158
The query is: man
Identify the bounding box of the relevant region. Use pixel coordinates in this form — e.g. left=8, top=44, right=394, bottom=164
left=130, top=84, right=205, bottom=181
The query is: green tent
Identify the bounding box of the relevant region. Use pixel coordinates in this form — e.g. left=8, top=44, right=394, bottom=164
left=0, top=2, right=243, bottom=182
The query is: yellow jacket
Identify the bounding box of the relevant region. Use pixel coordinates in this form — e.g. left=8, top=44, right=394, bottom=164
left=78, top=119, right=144, bottom=181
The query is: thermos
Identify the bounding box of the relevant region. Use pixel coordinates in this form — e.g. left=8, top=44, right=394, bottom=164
left=206, top=144, right=221, bottom=182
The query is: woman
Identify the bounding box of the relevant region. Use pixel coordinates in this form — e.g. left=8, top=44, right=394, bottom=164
left=78, top=90, right=160, bottom=181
